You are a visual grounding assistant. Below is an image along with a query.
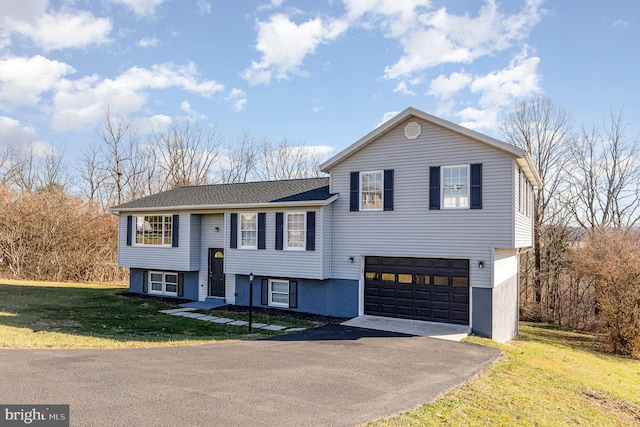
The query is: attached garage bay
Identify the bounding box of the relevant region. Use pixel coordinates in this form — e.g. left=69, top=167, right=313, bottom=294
left=364, top=257, right=470, bottom=325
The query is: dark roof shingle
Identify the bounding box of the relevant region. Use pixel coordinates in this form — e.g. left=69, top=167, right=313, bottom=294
left=111, top=177, right=332, bottom=210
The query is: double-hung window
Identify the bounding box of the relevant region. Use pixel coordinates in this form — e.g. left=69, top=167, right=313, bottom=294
left=269, top=279, right=289, bottom=307
left=149, top=271, right=178, bottom=296
left=442, top=165, right=469, bottom=209
left=360, top=171, right=383, bottom=210
left=135, top=215, right=172, bottom=246
left=285, top=212, right=305, bottom=250
left=240, top=213, right=257, bottom=249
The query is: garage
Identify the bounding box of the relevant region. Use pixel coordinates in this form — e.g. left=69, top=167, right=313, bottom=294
left=364, top=257, right=469, bottom=325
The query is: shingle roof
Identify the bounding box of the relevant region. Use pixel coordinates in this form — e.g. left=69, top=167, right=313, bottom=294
left=110, top=177, right=333, bottom=211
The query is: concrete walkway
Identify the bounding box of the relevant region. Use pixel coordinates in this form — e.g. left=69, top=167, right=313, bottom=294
left=342, top=315, right=470, bottom=341
left=159, top=307, right=307, bottom=333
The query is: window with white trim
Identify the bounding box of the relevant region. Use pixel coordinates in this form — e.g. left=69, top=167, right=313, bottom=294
left=442, top=165, right=469, bottom=209
left=285, top=212, right=305, bottom=250
left=240, top=213, right=257, bottom=249
left=135, top=215, right=172, bottom=246
left=149, top=271, right=178, bottom=296
left=360, top=171, right=383, bottom=210
left=269, top=279, right=289, bottom=307
left=518, top=169, right=533, bottom=217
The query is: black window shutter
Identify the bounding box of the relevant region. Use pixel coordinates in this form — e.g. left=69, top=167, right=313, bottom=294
left=289, top=280, right=298, bottom=308
left=126, top=215, right=133, bottom=246
left=258, top=213, right=266, bottom=249
left=306, top=212, right=316, bottom=251
left=429, top=166, right=441, bottom=210
left=142, top=270, right=148, bottom=293
left=350, top=171, right=359, bottom=211
left=275, top=212, right=284, bottom=250
left=384, top=169, right=394, bottom=211
left=172, top=215, right=179, bottom=247
left=470, top=164, right=482, bottom=209
left=230, top=213, right=238, bottom=249
left=177, top=273, right=184, bottom=297
left=261, top=278, right=268, bottom=305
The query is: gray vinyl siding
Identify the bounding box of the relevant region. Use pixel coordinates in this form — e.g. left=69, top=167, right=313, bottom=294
left=224, top=207, right=326, bottom=281
left=326, top=117, right=516, bottom=286
left=514, top=164, right=534, bottom=248
left=117, top=212, right=192, bottom=271
left=322, top=204, right=332, bottom=277
left=198, top=214, right=225, bottom=301
left=189, top=214, right=201, bottom=271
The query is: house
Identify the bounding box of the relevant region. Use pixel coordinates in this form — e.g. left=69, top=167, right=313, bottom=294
left=110, top=107, right=541, bottom=342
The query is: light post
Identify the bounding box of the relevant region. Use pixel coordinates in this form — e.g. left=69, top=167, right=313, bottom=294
left=248, top=272, right=254, bottom=334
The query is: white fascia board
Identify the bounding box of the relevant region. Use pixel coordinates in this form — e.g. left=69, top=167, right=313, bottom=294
left=516, top=155, right=543, bottom=188
left=109, top=194, right=339, bottom=214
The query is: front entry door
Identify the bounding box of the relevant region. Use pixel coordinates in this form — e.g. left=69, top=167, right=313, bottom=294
left=208, top=248, right=225, bottom=297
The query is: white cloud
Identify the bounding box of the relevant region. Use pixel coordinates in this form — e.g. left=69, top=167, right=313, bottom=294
left=0, top=55, right=75, bottom=109
left=51, top=62, right=225, bottom=131
left=377, top=111, right=400, bottom=127
left=134, top=114, right=173, bottom=134
left=0, top=1, right=112, bottom=51
left=226, top=88, right=248, bottom=112
left=0, top=116, right=38, bottom=147
left=180, top=100, right=208, bottom=120
left=428, top=71, right=472, bottom=100
left=343, top=0, right=431, bottom=37
left=383, top=0, right=544, bottom=80
left=138, top=36, right=160, bottom=47
left=470, top=54, right=540, bottom=108
left=110, top=0, right=167, bottom=18
left=243, top=14, right=348, bottom=84
left=613, top=19, right=630, bottom=28
left=457, top=53, right=541, bottom=130
left=196, top=0, right=212, bottom=15
left=393, top=81, right=416, bottom=95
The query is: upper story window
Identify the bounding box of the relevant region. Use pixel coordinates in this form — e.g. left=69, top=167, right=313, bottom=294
left=442, top=165, right=469, bottom=209
left=360, top=171, right=383, bottom=211
left=135, top=215, right=172, bottom=246
left=240, top=213, right=257, bottom=249
left=285, top=212, right=306, bottom=250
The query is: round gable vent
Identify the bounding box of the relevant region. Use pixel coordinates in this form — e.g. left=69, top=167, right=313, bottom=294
left=404, top=121, right=421, bottom=140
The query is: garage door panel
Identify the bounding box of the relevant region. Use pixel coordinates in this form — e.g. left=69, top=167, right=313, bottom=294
left=365, top=256, right=469, bottom=325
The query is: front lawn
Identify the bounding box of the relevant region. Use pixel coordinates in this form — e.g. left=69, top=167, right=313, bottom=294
left=0, top=279, right=315, bottom=348
left=371, top=323, right=640, bottom=426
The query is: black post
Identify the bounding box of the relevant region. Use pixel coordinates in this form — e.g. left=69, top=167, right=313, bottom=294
left=248, top=272, right=254, bottom=333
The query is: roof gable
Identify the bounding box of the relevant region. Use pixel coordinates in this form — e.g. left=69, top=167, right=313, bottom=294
left=320, top=107, right=541, bottom=187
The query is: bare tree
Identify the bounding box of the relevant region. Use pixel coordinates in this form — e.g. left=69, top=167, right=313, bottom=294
left=99, top=109, right=137, bottom=206
left=218, top=132, right=259, bottom=183
left=500, top=95, right=573, bottom=316
left=151, top=120, right=221, bottom=189
left=255, top=139, right=326, bottom=181
left=566, top=111, right=640, bottom=230
left=79, top=143, right=109, bottom=209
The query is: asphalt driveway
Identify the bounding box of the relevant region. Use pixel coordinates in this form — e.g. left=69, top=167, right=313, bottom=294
left=0, top=325, right=501, bottom=426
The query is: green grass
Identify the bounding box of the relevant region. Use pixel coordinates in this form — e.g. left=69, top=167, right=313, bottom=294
left=371, top=323, right=640, bottom=426
left=0, top=279, right=315, bottom=348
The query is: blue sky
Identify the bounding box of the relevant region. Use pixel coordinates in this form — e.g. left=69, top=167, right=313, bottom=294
left=0, top=0, right=638, bottom=173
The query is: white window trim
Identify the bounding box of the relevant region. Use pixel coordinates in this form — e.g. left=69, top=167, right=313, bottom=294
left=441, top=165, right=470, bottom=210
left=268, top=279, right=290, bottom=308
left=359, top=170, right=384, bottom=211
left=239, top=212, right=258, bottom=250
left=284, top=212, right=306, bottom=251
left=148, top=271, right=178, bottom=296
left=133, top=215, right=173, bottom=247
